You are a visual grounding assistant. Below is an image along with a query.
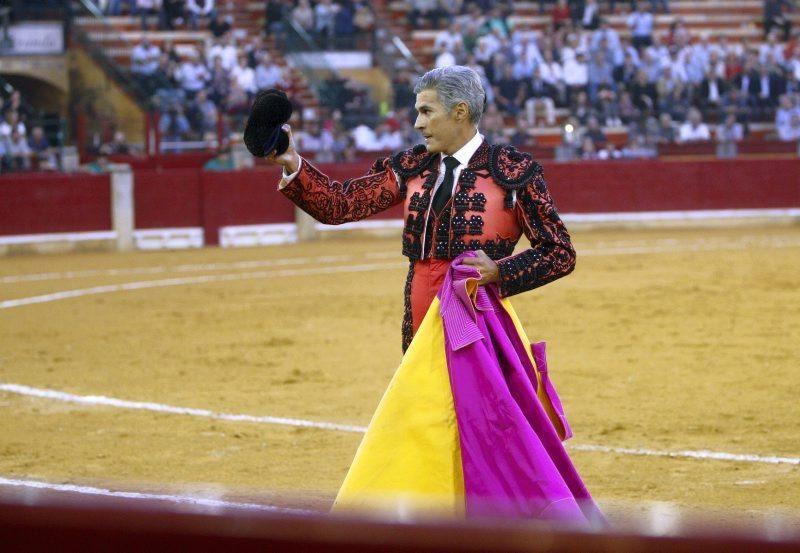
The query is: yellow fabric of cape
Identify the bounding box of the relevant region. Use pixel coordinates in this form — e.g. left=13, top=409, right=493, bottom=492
left=332, top=297, right=465, bottom=516
left=332, top=295, right=562, bottom=516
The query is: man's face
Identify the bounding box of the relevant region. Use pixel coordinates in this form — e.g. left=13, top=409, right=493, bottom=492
left=414, top=89, right=461, bottom=155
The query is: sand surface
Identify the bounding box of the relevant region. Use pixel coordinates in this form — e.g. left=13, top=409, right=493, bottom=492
left=1, top=226, right=798, bottom=521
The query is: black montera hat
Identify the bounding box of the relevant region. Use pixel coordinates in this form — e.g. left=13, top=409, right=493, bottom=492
left=243, top=88, right=293, bottom=157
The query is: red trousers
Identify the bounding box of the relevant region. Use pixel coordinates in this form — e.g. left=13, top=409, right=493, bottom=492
left=409, top=258, right=453, bottom=337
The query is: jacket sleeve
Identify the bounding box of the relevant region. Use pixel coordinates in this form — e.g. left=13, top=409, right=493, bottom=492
left=495, top=171, right=576, bottom=297
left=279, top=157, right=402, bottom=225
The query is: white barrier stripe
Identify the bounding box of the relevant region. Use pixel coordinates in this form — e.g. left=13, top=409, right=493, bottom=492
left=0, top=477, right=313, bottom=514
left=568, top=444, right=800, bottom=466
left=0, top=384, right=367, bottom=433
left=2, top=383, right=798, bottom=466
left=2, top=234, right=798, bottom=285
left=0, top=252, right=398, bottom=284
left=0, top=262, right=408, bottom=310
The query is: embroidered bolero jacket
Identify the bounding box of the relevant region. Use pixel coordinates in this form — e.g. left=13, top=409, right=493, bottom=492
left=280, top=141, right=576, bottom=298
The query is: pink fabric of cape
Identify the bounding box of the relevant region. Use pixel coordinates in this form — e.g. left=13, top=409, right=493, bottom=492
left=438, top=252, right=604, bottom=524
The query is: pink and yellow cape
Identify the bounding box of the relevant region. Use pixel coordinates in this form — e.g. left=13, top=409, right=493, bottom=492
left=333, top=253, right=603, bottom=523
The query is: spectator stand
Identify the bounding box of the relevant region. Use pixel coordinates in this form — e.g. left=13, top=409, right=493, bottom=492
left=381, top=0, right=799, bottom=160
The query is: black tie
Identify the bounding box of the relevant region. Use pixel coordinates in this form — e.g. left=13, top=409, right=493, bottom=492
left=431, top=156, right=460, bottom=215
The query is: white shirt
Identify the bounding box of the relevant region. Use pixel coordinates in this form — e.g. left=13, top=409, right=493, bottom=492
left=429, top=130, right=484, bottom=201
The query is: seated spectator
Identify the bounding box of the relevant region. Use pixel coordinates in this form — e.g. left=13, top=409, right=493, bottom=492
left=207, top=56, right=231, bottom=105
left=754, top=62, right=784, bottom=111
left=617, top=90, right=640, bottom=124
left=333, top=1, right=356, bottom=48
left=353, top=1, right=375, bottom=35
left=161, top=0, right=185, bottom=30
left=208, top=36, right=238, bottom=72
left=651, top=112, right=677, bottom=143
left=629, top=68, right=657, bottom=113
left=582, top=115, right=607, bottom=147
left=208, top=13, right=232, bottom=37
left=131, top=38, right=161, bottom=79
left=715, top=112, right=744, bottom=143
left=775, top=94, right=800, bottom=140
left=434, top=21, right=464, bottom=56
left=551, top=0, right=571, bottom=30
left=255, top=53, right=287, bottom=92
left=579, top=0, right=600, bottom=31
left=6, top=129, right=31, bottom=170
left=27, top=126, right=57, bottom=169
left=525, top=66, right=558, bottom=126
left=159, top=105, right=192, bottom=142
left=597, top=142, right=621, bottom=160
left=592, top=18, right=622, bottom=62
left=613, top=52, right=638, bottom=87
left=350, top=123, right=378, bottom=151
left=481, top=102, right=506, bottom=144
left=481, top=6, right=512, bottom=39
left=188, top=90, right=218, bottom=136
left=0, top=110, right=26, bottom=140
left=203, top=147, right=235, bottom=171
left=435, top=47, right=457, bottom=68
left=596, top=87, right=622, bottom=127
left=579, top=135, right=598, bottom=159
left=509, top=114, right=534, bottom=147
left=135, top=0, right=160, bottom=30
left=186, top=0, right=216, bottom=30
left=314, top=0, right=339, bottom=47
left=571, top=90, right=595, bottom=125
left=763, top=0, right=791, bottom=41
left=677, top=107, right=711, bottom=143
left=697, top=67, right=728, bottom=113
left=231, top=54, right=257, bottom=97
left=587, top=49, right=615, bottom=103
left=627, top=2, right=654, bottom=51
left=374, top=122, right=403, bottom=151
left=408, top=0, right=444, bottom=29
left=175, top=52, right=210, bottom=99
left=225, top=82, right=251, bottom=116
left=621, top=133, right=657, bottom=158
left=291, top=0, right=315, bottom=33
left=264, top=0, right=289, bottom=37
left=563, top=51, right=589, bottom=105
left=100, top=131, right=131, bottom=155
left=777, top=112, right=800, bottom=141
left=494, top=64, right=526, bottom=116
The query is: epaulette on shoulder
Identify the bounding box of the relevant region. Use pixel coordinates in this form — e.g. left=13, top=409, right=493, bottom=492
left=488, top=144, right=542, bottom=191
left=389, top=144, right=436, bottom=179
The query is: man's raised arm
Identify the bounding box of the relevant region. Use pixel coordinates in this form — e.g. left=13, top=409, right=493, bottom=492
left=268, top=124, right=402, bottom=225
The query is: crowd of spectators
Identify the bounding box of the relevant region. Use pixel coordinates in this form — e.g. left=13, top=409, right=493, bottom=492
left=0, top=90, right=60, bottom=174
left=119, top=0, right=799, bottom=161
left=409, top=0, right=800, bottom=159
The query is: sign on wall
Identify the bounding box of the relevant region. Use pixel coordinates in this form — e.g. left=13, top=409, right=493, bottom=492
left=5, top=22, right=64, bottom=54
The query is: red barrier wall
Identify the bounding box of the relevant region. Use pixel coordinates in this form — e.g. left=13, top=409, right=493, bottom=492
left=0, top=173, right=111, bottom=236
left=200, top=168, right=296, bottom=245
left=545, top=158, right=800, bottom=213
left=1, top=159, right=798, bottom=240
left=134, top=169, right=203, bottom=230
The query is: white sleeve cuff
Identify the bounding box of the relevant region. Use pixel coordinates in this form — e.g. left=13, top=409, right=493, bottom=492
left=278, top=158, right=303, bottom=190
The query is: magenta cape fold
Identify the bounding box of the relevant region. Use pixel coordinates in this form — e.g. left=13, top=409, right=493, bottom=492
left=438, top=253, right=604, bottom=524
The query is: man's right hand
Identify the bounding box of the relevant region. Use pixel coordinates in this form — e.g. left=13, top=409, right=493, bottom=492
left=266, top=123, right=301, bottom=174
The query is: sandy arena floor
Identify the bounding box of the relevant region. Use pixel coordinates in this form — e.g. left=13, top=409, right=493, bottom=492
left=1, top=225, right=799, bottom=520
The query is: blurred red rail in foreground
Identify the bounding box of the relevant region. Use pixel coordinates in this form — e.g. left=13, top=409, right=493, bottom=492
left=1, top=487, right=799, bottom=553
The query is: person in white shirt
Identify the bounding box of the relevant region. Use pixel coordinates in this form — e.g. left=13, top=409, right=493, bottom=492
left=677, top=107, right=711, bottom=142
left=434, top=21, right=464, bottom=55
left=231, top=54, right=257, bottom=95
left=627, top=2, right=654, bottom=50
left=775, top=94, right=800, bottom=141
left=131, top=39, right=161, bottom=76
left=563, top=52, right=589, bottom=105
left=186, top=0, right=216, bottom=30
left=254, top=53, right=287, bottom=91
left=0, top=111, right=26, bottom=140
left=175, top=54, right=211, bottom=97
left=759, top=31, right=785, bottom=65
left=435, top=48, right=457, bottom=68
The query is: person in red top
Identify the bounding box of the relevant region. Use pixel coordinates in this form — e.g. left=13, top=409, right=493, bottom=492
left=268, top=65, right=576, bottom=352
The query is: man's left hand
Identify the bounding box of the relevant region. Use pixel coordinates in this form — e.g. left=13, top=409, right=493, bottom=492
left=460, top=250, right=500, bottom=285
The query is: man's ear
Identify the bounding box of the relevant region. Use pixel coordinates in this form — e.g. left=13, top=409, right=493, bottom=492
left=454, top=101, right=470, bottom=122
